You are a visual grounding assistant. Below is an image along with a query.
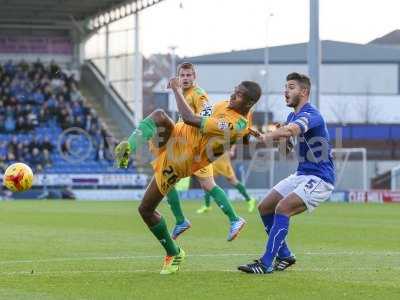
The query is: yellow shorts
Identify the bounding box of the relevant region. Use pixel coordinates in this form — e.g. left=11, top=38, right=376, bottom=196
left=151, top=124, right=201, bottom=195
left=152, top=150, right=184, bottom=196
left=212, top=154, right=236, bottom=179
left=193, top=164, right=213, bottom=178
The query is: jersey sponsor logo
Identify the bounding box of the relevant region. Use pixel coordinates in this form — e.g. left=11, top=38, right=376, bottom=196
left=200, top=104, right=213, bottom=117
left=235, top=118, right=247, bottom=131
left=217, top=119, right=229, bottom=130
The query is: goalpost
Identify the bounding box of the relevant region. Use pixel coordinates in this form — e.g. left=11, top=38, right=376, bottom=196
left=390, top=164, right=400, bottom=191
left=332, top=148, right=367, bottom=190
left=243, top=147, right=367, bottom=190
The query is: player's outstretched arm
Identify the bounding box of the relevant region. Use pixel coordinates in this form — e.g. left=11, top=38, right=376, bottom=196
left=168, top=78, right=202, bottom=128
left=262, top=123, right=301, bottom=142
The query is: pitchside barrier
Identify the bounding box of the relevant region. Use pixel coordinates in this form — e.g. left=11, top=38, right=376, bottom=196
left=3, top=187, right=400, bottom=203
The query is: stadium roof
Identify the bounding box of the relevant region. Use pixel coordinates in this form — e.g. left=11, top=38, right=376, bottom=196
left=185, top=40, right=400, bottom=64
left=369, top=30, right=400, bottom=46
left=0, top=0, right=164, bottom=32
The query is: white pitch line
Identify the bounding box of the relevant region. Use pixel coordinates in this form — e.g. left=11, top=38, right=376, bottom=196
left=0, top=251, right=399, bottom=265
left=1, top=267, right=400, bottom=277
left=0, top=253, right=258, bottom=265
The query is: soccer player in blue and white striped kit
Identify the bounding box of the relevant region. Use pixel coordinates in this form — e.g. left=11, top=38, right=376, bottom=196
left=238, top=72, right=335, bottom=274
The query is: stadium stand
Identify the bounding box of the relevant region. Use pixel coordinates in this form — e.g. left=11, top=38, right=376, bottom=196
left=0, top=59, right=131, bottom=175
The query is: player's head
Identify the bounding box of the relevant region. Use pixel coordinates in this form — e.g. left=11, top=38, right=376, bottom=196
left=229, top=81, right=262, bottom=111
left=285, top=72, right=311, bottom=108
left=177, top=62, right=196, bottom=90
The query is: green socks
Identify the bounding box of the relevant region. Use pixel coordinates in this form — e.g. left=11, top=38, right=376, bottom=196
left=204, top=191, right=212, bottom=207
left=209, top=186, right=239, bottom=222
left=235, top=182, right=251, bottom=201
left=167, top=187, right=185, bottom=225
left=128, top=116, right=157, bottom=152
left=149, top=216, right=180, bottom=256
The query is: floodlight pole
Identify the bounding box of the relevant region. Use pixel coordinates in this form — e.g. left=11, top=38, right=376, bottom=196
left=170, top=46, right=177, bottom=76
left=308, top=0, right=320, bottom=108
left=169, top=46, right=177, bottom=120
left=105, top=24, right=110, bottom=87
left=263, top=13, right=273, bottom=127
left=133, top=11, right=143, bottom=126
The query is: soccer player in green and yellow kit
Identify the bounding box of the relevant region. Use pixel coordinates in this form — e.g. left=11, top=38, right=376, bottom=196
left=166, top=62, right=253, bottom=240
left=115, top=77, right=261, bottom=274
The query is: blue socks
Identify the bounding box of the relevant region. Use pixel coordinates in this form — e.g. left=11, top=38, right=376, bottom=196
left=261, top=214, right=293, bottom=259
left=261, top=214, right=290, bottom=268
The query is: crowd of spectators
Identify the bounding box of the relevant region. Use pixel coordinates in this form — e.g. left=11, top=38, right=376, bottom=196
left=0, top=59, right=116, bottom=173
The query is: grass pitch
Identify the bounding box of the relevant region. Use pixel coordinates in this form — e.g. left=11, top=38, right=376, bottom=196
left=0, top=200, right=399, bottom=299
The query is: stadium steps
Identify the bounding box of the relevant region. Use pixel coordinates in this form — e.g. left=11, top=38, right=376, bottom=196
left=79, top=84, right=125, bottom=141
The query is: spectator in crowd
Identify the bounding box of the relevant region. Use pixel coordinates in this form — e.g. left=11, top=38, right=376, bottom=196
left=0, top=154, right=7, bottom=173
left=29, top=148, right=43, bottom=173
left=16, top=116, right=27, bottom=132
left=32, top=87, right=44, bottom=105
left=33, top=58, right=45, bottom=73
left=6, top=152, right=16, bottom=164
left=61, top=115, right=74, bottom=130
left=41, top=136, right=53, bottom=152
left=74, top=115, right=85, bottom=129
left=4, top=114, right=16, bottom=132
left=39, top=105, right=50, bottom=124
left=22, top=141, right=31, bottom=161
left=29, top=136, right=41, bottom=153
left=7, top=136, right=18, bottom=155
left=42, top=149, right=52, bottom=168
left=15, top=142, right=25, bottom=161
left=49, top=60, right=61, bottom=79
left=4, top=59, right=16, bottom=76
left=0, top=101, right=5, bottom=115
left=70, top=83, right=82, bottom=102
left=0, top=115, right=5, bottom=133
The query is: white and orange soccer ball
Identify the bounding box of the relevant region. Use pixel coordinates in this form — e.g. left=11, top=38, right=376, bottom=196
left=3, top=163, right=34, bottom=192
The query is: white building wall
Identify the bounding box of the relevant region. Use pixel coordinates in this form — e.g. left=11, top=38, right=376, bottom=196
left=321, top=64, right=398, bottom=94
left=195, top=63, right=399, bottom=94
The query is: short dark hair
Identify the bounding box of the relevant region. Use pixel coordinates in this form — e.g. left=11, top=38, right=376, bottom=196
left=286, top=72, right=311, bottom=94
left=177, top=62, right=195, bottom=74
left=241, top=81, right=262, bottom=103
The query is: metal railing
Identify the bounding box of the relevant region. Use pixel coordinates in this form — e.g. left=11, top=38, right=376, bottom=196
left=81, top=60, right=135, bottom=137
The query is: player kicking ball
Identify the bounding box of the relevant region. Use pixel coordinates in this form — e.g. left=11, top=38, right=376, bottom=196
left=115, top=78, right=261, bottom=274
left=164, top=62, right=250, bottom=240
left=238, top=73, right=335, bottom=274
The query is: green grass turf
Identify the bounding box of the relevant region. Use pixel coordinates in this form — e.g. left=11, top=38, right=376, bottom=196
left=0, top=200, right=399, bottom=300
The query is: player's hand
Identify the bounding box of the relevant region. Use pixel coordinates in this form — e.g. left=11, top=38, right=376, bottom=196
left=274, top=122, right=286, bottom=129
left=167, top=77, right=181, bottom=91
left=286, top=136, right=295, bottom=154
left=114, top=141, right=131, bottom=168
left=248, top=128, right=262, bottom=139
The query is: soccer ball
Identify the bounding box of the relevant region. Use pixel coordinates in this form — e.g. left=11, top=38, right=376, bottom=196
left=3, top=163, right=34, bottom=192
